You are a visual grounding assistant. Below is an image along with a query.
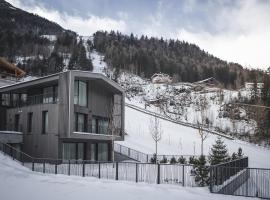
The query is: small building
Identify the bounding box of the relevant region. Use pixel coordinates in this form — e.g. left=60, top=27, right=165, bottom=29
left=245, top=82, right=264, bottom=90
left=151, top=73, right=172, bottom=84
left=0, top=70, right=125, bottom=161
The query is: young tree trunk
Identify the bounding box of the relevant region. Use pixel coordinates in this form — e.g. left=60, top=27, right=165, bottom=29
left=155, top=140, right=158, bottom=164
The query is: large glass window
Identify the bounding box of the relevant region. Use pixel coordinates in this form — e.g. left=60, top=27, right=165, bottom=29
left=98, top=143, right=108, bottom=161
left=1, top=93, right=10, bottom=106
left=74, top=80, right=87, bottom=107
left=42, top=111, right=48, bottom=134
left=92, top=116, right=109, bottom=135
left=74, top=113, right=87, bottom=132
left=62, top=143, right=85, bottom=160
left=90, top=143, right=96, bottom=161
left=43, top=86, right=54, bottom=103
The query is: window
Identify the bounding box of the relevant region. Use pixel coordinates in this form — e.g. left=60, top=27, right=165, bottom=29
left=92, top=116, right=109, bottom=135
left=74, top=80, right=87, bottom=107
left=62, top=143, right=85, bottom=160
left=1, top=93, right=10, bottom=106
left=27, top=112, right=33, bottom=133
left=43, top=86, right=53, bottom=103
left=75, top=113, right=87, bottom=132
left=90, top=143, right=96, bottom=161
left=97, top=143, right=109, bottom=161
left=42, top=111, right=48, bottom=134
left=14, top=114, right=20, bottom=131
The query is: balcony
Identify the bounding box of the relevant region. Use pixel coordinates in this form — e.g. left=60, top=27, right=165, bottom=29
left=0, top=123, right=23, bottom=144
left=3, top=93, right=58, bottom=108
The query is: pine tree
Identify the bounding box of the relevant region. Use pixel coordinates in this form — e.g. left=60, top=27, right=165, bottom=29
left=237, top=147, right=244, bottom=158
left=178, top=156, right=187, bottom=164
left=194, top=155, right=209, bottom=186
left=209, top=137, right=230, bottom=165
left=189, top=156, right=197, bottom=165
left=231, top=152, right=237, bottom=160
left=170, top=156, right=177, bottom=164
left=160, top=156, right=168, bottom=163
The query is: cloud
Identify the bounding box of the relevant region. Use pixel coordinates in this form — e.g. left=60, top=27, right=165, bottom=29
left=6, top=0, right=270, bottom=69
left=7, top=0, right=127, bottom=35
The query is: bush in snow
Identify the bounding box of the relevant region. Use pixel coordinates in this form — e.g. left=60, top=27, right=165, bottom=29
left=160, top=156, right=168, bottom=163
left=150, top=154, right=157, bottom=163
left=189, top=156, right=197, bottom=165
left=170, top=156, right=177, bottom=164
left=178, top=156, right=187, bottom=164
left=209, top=137, right=230, bottom=165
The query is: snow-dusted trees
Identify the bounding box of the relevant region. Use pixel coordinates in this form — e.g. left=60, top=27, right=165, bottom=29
left=198, top=125, right=208, bottom=156
left=149, top=115, right=163, bottom=164
left=209, top=137, right=230, bottom=165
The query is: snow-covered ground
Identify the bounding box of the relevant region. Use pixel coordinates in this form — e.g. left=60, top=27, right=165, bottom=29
left=0, top=153, right=255, bottom=200
left=117, top=106, right=270, bottom=168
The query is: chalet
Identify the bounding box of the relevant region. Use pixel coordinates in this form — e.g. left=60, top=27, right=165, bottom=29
left=151, top=73, right=172, bottom=84
left=194, top=77, right=221, bottom=87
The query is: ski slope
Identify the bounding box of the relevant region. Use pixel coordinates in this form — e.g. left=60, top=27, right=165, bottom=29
left=117, top=106, right=270, bottom=168
left=0, top=153, right=252, bottom=200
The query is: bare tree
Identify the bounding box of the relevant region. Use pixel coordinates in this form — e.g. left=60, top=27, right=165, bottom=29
left=197, top=94, right=209, bottom=156
left=149, top=115, right=163, bottom=164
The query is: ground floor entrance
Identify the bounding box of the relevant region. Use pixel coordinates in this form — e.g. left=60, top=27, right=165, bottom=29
left=61, top=141, right=111, bottom=161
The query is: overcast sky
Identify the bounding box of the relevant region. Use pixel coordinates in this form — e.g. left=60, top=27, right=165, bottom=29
left=7, top=0, right=270, bottom=70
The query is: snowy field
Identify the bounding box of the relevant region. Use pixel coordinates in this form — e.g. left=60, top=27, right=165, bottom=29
left=117, top=106, right=270, bottom=168
left=0, top=153, right=256, bottom=200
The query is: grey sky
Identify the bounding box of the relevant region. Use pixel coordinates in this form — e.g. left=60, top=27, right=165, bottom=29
left=7, top=0, right=270, bottom=69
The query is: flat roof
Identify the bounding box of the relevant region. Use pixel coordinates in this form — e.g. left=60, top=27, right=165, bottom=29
left=0, top=70, right=124, bottom=93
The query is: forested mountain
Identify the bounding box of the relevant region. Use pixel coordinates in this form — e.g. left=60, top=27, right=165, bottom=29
left=0, top=0, right=92, bottom=76
left=93, top=31, right=266, bottom=89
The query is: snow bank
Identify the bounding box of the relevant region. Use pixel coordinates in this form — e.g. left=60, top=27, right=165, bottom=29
left=0, top=153, right=248, bottom=200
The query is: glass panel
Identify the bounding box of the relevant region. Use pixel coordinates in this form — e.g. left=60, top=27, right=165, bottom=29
left=98, top=143, right=108, bottom=161
left=74, top=81, right=79, bottom=105
left=77, top=113, right=85, bottom=132
left=74, top=80, right=87, bottom=107
left=92, top=118, right=97, bottom=133
left=90, top=144, right=96, bottom=161
left=79, top=81, right=87, bottom=106
left=62, top=143, right=76, bottom=160
left=99, top=119, right=108, bottom=135
left=42, top=111, right=48, bottom=134
left=77, top=143, right=84, bottom=160
left=43, top=86, right=53, bottom=103
left=1, top=94, right=10, bottom=106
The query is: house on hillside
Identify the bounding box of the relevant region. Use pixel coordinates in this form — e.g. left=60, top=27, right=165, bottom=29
left=151, top=73, right=172, bottom=84
left=245, top=82, right=264, bottom=90
left=194, top=77, right=221, bottom=88
left=0, top=70, right=125, bottom=161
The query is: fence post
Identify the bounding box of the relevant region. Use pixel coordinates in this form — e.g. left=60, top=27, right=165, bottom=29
left=157, top=164, right=160, bottom=184
left=55, top=163, right=58, bottom=174
left=68, top=160, right=71, bottom=176
left=43, top=161, right=45, bottom=173
left=182, top=165, right=185, bottom=186
left=116, top=162, right=119, bottom=180
left=136, top=163, right=138, bottom=183
left=82, top=161, right=85, bottom=177
left=146, top=155, right=149, bottom=163
left=98, top=162, right=101, bottom=179
left=209, top=167, right=213, bottom=192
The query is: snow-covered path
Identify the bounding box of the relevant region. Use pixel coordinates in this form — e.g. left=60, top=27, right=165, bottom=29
left=117, top=106, right=270, bottom=168
left=0, top=153, right=255, bottom=200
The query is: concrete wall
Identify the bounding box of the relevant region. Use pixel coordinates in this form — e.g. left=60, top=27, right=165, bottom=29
left=6, top=103, right=59, bottom=158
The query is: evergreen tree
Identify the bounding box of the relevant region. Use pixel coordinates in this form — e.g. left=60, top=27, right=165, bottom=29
left=189, top=156, right=197, bottom=165
left=231, top=152, right=238, bottom=160
left=237, top=147, right=244, bottom=158
left=170, top=156, right=177, bottom=164
left=150, top=153, right=157, bottom=164
left=178, top=156, right=187, bottom=164
left=194, top=155, right=209, bottom=186
left=209, top=137, right=230, bottom=165
left=160, top=156, right=168, bottom=163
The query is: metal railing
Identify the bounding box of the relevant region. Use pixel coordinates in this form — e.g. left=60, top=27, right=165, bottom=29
left=209, top=157, right=270, bottom=199
left=5, top=93, right=58, bottom=108
left=0, top=142, right=196, bottom=187
left=114, top=143, right=200, bottom=163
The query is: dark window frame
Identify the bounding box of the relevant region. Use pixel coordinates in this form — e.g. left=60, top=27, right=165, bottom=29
left=74, top=80, right=88, bottom=107
left=75, top=113, right=87, bottom=132
left=62, top=142, right=86, bottom=160
left=42, top=111, right=48, bottom=134
left=14, top=114, right=20, bottom=131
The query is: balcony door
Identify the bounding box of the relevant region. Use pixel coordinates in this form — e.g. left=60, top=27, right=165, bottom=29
left=62, top=142, right=85, bottom=160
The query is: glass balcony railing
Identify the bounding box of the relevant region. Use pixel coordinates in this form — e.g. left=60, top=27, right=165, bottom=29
left=6, top=93, right=58, bottom=108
